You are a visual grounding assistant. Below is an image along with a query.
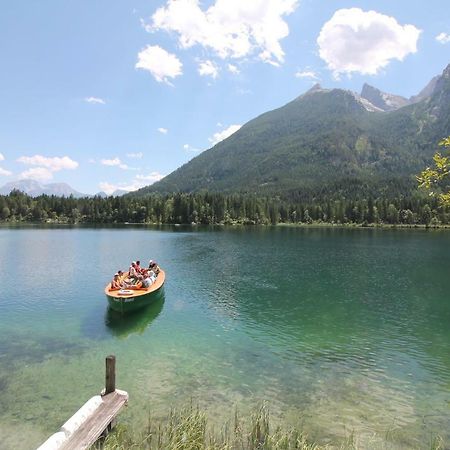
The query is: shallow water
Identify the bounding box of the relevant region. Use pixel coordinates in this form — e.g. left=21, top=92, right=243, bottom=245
left=0, top=226, right=449, bottom=449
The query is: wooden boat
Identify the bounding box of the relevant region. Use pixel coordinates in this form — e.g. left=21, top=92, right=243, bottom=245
left=105, top=270, right=165, bottom=314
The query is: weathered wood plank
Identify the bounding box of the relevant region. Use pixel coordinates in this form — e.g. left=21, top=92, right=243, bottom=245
left=105, top=355, right=116, bottom=395
left=60, top=391, right=128, bottom=450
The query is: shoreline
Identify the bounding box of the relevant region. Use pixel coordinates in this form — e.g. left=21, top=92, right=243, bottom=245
left=1, top=220, right=450, bottom=230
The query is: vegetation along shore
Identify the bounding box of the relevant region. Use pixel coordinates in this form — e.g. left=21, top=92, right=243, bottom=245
left=1, top=190, right=449, bottom=227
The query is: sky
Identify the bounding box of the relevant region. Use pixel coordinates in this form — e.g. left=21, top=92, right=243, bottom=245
left=0, top=0, right=449, bottom=195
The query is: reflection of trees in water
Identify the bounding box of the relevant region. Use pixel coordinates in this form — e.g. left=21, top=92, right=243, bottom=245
left=105, top=289, right=165, bottom=339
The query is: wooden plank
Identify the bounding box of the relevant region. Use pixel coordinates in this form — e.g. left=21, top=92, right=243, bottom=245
left=60, top=391, right=128, bottom=450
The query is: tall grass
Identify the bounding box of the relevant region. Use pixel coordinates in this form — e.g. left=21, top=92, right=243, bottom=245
left=97, top=403, right=444, bottom=450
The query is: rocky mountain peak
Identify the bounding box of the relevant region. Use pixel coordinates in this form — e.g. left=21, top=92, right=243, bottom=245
left=360, top=83, right=409, bottom=111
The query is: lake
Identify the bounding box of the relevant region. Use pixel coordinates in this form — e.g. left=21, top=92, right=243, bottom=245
left=0, top=226, right=449, bottom=449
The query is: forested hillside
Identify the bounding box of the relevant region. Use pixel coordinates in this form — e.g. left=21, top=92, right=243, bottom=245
left=137, top=64, right=450, bottom=200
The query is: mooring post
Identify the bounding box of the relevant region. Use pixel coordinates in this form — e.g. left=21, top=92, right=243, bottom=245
left=105, top=355, right=116, bottom=395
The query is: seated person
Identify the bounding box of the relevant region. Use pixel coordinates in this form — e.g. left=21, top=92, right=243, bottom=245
left=148, top=269, right=157, bottom=282
left=142, top=273, right=153, bottom=288
left=149, top=260, right=160, bottom=275
left=127, top=262, right=143, bottom=283
left=110, top=273, right=122, bottom=290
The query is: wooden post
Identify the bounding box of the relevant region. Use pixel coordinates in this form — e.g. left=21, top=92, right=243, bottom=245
left=105, top=355, right=116, bottom=395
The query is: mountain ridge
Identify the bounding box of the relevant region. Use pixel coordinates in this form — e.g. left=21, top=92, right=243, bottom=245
left=135, top=63, right=450, bottom=200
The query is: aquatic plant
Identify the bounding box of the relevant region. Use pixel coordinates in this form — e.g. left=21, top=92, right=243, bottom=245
left=97, top=402, right=444, bottom=450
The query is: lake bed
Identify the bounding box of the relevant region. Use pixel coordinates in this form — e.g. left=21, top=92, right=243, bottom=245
left=0, top=226, right=449, bottom=449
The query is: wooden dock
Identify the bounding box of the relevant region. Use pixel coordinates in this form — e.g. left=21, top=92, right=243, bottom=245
left=37, top=355, right=128, bottom=450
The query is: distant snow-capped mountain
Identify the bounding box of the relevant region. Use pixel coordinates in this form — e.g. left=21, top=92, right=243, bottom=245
left=0, top=180, right=88, bottom=197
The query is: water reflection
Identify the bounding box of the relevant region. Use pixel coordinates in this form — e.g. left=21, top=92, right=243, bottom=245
left=104, top=289, right=165, bottom=339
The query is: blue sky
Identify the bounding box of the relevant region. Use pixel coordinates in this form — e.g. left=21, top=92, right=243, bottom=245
left=0, top=0, right=449, bottom=194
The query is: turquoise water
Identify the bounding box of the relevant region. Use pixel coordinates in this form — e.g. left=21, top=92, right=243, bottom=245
left=0, top=226, right=449, bottom=449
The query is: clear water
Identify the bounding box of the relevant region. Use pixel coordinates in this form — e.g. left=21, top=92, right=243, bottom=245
left=0, top=226, right=449, bottom=449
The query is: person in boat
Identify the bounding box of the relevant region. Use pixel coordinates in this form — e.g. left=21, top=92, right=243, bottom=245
left=135, top=260, right=143, bottom=274
left=149, top=260, right=160, bottom=275
left=128, top=261, right=138, bottom=278
left=110, top=273, right=121, bottom=290
left=142, top=272, right=154, bottom=288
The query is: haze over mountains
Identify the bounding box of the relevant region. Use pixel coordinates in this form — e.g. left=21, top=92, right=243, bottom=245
left=137, top=63, right=450, bottom=199
left=0, top=179, right=127, bottom=198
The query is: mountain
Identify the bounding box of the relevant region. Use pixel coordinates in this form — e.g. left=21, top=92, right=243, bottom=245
left=360, top=84, right=409, bottom=111
left=0, top=180, right=88, bottom=197
left=409, top=75, right=440, bottom=103
left=136, top=64, right=450, bottom=200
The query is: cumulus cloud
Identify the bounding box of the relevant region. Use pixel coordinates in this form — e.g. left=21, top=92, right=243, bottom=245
left=136, top=45, right=183, bottom=84
left=17, top=155, right=79, bottom=171
left=158, top=127, right=168, bottom=134
left=295, top=69, right=318, bottom=80
left=0, top=167, right=12, bottom=176
left=0, top=153, right=4, bottom=161
left=99, top=172, right=165, bottom=195
left=198, top=59, right=219, bottom=78
left=209, top=124, right=241, bottom=146
left=227, top=64, right=240, bottom=74
left=126, top=152, right=143, bottom=159
left=317, top=8, right=421, bottom=76
left=85, top=97, right=106, bottom=104
left=101, top=157, right=129, bottom=170
left=147, top=0, right=298, bottom=66
left=20, top=167, right=53, bottom=182
left=436, top=32, right=450, bottom=44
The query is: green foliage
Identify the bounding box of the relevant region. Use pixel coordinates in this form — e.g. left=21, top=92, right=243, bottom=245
left=97, top=403, right=444, bottom=450
left=99, top=404, right=327, bottom=450
left=0, top=190, right=448, bottom=226
left=418, top=137, right=450, bottom=206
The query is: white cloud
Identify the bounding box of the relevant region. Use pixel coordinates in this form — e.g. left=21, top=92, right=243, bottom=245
left=101, top=157, right=121, bottom=166
left=135, top=172, right=165, bottom=183
left=209, top=124, right=241, bottom=146
left=100, top=157, right=129, bottom=170
left=157, top=127, right=168, bottom=134
left=148, top=0, right=298, bottom=66
left=20, top=167, right=53, bottom=182
left=136, top=45, right=183, bottom=84
left=317, top=8, right=421, bottom=76
left=198, top=59, right=219, bottom=78
left=85, top=97, right=106, bottom=105
left=295, top=69, right=318, bottom=80
left=0, top=153, right=4, bottom=161
left=0, top=167, right=12, bottom=176
left=17, top=155, right=79, bottom=171
left=99, top=172, right=165, bottom=195
left=227, top=64, right=240, bottom=74
left=436, top=32, right=450, bottom=44
left=183, top=144, right=201, bottom=152
left=126, top=152, right=143, bottom=159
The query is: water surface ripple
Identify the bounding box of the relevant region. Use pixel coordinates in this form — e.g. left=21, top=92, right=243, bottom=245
left=0, top=226, right=449, bottom=449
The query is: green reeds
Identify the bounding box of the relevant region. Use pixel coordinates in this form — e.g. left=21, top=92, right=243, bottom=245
left=97, top=403, right=443, bottom=450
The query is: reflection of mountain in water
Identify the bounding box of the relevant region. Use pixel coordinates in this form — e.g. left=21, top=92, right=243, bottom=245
left=105, top=289, right=165, bottom=339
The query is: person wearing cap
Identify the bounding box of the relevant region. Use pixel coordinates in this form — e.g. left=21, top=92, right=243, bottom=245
left=110, top=273, right=121, bottom=290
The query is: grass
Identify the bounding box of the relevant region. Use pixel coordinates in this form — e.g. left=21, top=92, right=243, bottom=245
left=95, top=403, right=444, bottom=450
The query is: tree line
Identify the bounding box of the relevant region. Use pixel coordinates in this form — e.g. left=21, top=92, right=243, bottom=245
left=0, top=190, right=448, bottom=226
